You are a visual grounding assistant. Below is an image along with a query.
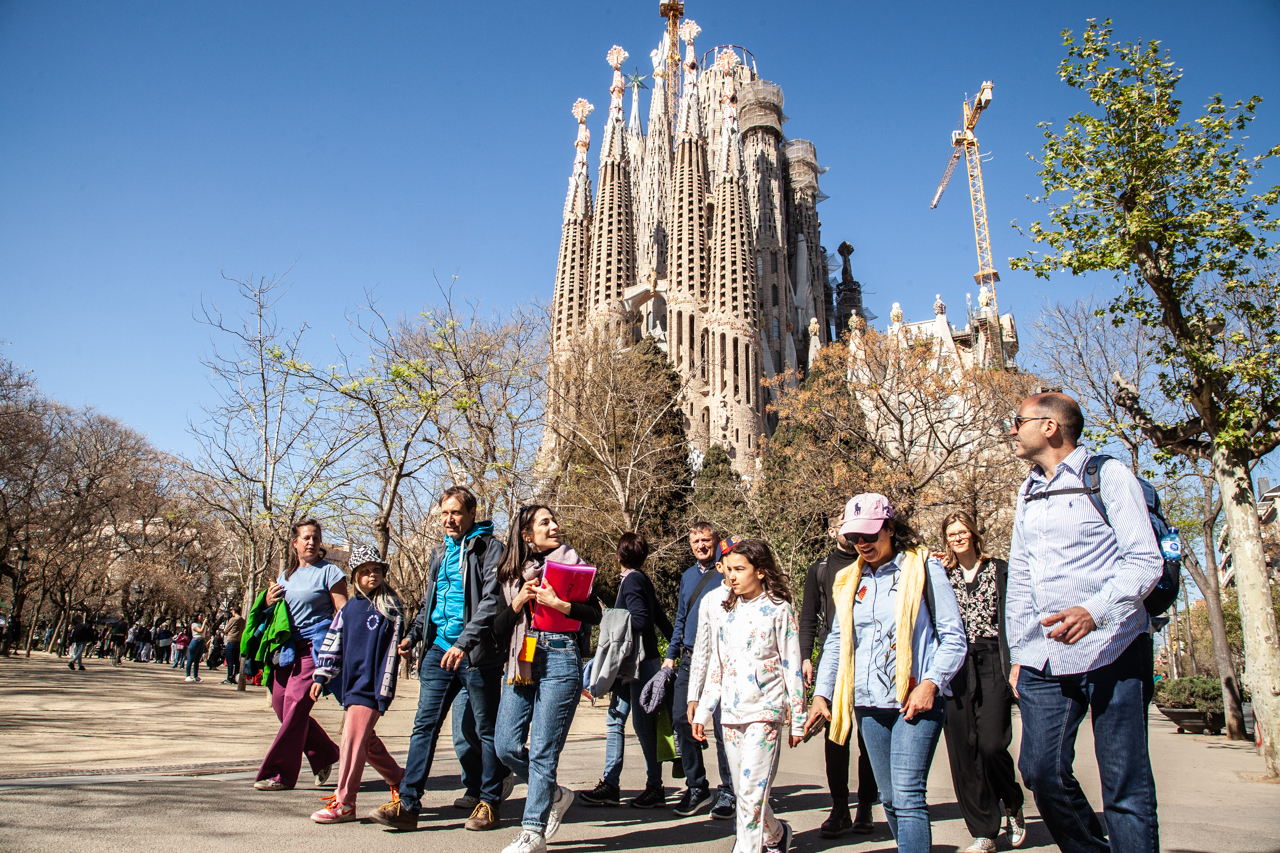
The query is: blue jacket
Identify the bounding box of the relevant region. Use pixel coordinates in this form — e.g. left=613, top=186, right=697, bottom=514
left=313, top=597, right=403, bottom=713
left=665, top=548, right=722, bottom=661
left=406, top=521, right=505, bottom=667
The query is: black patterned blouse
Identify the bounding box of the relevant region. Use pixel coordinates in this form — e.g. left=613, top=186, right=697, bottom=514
left=946, top=558, right=1000, bottom=644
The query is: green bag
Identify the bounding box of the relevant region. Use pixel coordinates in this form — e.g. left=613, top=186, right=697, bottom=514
left=655, top=705, right=677, bottom=763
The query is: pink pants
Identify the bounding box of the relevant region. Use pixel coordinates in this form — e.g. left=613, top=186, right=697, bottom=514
left=256, top=647, right=340, bottom=788
left=336, top=703, right=404, bottom=807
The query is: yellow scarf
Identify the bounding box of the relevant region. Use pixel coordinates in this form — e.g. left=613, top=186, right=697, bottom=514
left=827, top=545, right=930, bottom=746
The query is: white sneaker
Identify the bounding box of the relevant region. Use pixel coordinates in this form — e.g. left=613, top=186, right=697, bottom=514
left=544, top=785, right=573, bottom=840
left=184, top=676, right=195, bottom=682
left=964, top=838, right=997, bottom=853
left=1006, top=806, right=1027, bottom=847
left=501, top=829, right=546, bottom=853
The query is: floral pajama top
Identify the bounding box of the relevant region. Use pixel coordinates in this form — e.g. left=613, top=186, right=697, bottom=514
left=693, top=592, right=806, bottom=738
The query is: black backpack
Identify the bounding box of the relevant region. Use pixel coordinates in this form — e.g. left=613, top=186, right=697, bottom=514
left=1022, top=454, right=1181, bottom=616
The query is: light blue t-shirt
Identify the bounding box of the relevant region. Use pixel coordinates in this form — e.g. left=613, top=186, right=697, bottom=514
left=277, top=560, right=345, bottom=635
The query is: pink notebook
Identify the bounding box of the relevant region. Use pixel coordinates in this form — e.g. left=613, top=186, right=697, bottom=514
left=531, top=560, right=597, bottom=632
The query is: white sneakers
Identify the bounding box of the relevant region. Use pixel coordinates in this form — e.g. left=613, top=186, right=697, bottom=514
left=501, top=829, right=546, bottom=853
left=964, top=838, right=997, bottom=853
left=545, top=785, right=573, bottom=840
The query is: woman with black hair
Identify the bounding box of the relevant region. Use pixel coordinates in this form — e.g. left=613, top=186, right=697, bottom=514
left=804, top=494, right=968, bottom=853
left=580, top=532, right=673, bottom=809
left=493, top=506, right=602, bottom=853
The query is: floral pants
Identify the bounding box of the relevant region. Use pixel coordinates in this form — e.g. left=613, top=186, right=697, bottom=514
left=722, top=721, right=784, bottom=853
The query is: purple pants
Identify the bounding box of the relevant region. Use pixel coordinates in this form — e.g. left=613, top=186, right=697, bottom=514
left=255, top=645, right=340, bottom=788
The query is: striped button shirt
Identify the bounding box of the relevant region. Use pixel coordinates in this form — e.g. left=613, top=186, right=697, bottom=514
left=1006, top=446, right=1162, bottom=676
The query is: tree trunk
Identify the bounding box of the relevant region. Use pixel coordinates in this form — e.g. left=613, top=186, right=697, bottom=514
left=1183, top=531, right=1250, bottom=739
left=1181, top=579, right=1199, bottom=675
left=1170, top=595, right=1181, bottom=679
left=1213, top=446, right=1280, bottom=775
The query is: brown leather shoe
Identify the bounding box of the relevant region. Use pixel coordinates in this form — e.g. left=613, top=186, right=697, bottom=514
left=465, top=800, right=500, bottom=831
left=369, top=798, right=418, bottom=830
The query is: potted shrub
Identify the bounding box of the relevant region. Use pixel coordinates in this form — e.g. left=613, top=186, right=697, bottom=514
left=1155, top=676, right=1226, bottom=735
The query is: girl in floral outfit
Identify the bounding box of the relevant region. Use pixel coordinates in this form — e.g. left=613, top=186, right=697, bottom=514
left=693, top=539, right=806, bottom=853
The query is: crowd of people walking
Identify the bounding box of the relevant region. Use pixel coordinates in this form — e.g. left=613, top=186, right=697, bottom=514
left=45, top=391, right=1166, bottom=853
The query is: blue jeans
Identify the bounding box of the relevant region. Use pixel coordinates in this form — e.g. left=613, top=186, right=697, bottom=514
left=1017, top=636, right=1159, bottom=853
left=400, top=644, right=505, bottom=813
left=496, top=632, right=581, bottom=832
left=603, top=655, right=662, bottom=788
left=454, top=685, right=482, bottom=797
left=673, top=655, right=734, bottom=796
left=185, top=639, right=206, bottom=679
left=857, top=703, right=946, bottom=853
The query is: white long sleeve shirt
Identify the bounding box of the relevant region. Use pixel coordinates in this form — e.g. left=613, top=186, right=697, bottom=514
left=694, top=592, right=806, bottom=737
left=688, top=583, right=731, bottom=706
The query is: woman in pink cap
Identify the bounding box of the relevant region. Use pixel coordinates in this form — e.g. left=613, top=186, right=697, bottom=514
left=803, top=493, right=967, bottom=853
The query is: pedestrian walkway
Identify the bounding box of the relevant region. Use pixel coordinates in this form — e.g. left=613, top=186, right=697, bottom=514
left=1, top=653, right=1277, bottom=852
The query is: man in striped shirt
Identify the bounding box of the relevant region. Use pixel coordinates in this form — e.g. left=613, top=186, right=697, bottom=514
left=1006, top=392, right=1162, bottom=853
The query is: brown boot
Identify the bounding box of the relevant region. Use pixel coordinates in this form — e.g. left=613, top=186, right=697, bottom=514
left=466, top=800, right=500, bottom=831
left=369, top=797, right=419, bottom=830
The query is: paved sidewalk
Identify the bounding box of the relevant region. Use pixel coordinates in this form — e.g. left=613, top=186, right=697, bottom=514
left=1, top=653, right=1278, bottom=852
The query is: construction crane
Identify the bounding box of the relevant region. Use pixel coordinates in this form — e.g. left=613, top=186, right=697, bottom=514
left=930, top=80, right=1005, bottom=368
left=659, top=1, right=684, bottom=135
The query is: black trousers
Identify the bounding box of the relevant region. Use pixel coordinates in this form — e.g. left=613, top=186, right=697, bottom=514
left=943, top=639, right=1024, bottom=838
left=825, top=723, right=878, bottom=807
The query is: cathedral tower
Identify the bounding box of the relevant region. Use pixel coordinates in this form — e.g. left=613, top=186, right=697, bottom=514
left=551, top=99, right=594, bottom=351
left=588, top=46, right=638, bottom=331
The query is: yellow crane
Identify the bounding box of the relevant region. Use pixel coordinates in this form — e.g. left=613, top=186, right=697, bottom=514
left=930, top=80, right=1005, bottom=368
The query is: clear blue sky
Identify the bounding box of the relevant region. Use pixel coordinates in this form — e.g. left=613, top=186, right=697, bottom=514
left=2, top=0, right=1278, bottom=461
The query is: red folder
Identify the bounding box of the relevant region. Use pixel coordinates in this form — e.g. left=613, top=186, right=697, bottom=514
left=531, top=561, right=597, bottom=632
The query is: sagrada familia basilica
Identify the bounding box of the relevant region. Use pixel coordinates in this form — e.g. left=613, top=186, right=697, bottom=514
left=548, top=10, right=1018, bottom=476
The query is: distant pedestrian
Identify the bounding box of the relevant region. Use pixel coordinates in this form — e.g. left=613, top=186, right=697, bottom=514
left=253, top=518, right=344, bottom=792
left=136, top=623, right=153, bottom=662
left=172, top=627, right=189, bottom=669
left=938, top=510, right=1026, bottom=852
left=109, top=619, right=127, bottom=665
left=67, top=619, right=95, bottom=670
left=222, top=607, right=245, bottom=684
left=693, top=539, right=806, bottom=853
left=154, top=624, right=173, bottom=664
left=185, top=615, right=208, bottom=682
left=1005, top=392, right=1162, bottom=853
left=308, top=544, right=406, bottom=824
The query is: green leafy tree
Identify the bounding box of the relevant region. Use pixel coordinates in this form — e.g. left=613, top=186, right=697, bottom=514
left=1012, top=20, right=1280, bottom=772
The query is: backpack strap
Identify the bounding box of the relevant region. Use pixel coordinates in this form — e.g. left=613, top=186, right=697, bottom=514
left=1022, top=454, right=1113, bottom=528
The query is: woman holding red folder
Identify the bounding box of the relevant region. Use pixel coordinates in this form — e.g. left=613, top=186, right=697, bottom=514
left=493, top=506, right=602, bottom=853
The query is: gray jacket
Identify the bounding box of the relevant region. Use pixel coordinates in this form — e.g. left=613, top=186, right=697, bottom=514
left=588, top=607, right=641, bottom=699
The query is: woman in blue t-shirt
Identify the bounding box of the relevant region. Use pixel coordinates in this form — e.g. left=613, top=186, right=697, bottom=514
left=254, top=518, right=348, bottom=791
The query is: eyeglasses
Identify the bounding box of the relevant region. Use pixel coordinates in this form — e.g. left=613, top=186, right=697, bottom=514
left=946, top=533, right=970, bottom=541
left=1008, top=414, right=1051, bottom=431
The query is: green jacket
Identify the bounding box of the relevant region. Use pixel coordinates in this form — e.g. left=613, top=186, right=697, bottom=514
left=241, top=589, right=293, bottom=684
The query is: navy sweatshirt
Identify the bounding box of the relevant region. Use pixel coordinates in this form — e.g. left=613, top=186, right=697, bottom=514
left=313, top=597, right=402, bottom=713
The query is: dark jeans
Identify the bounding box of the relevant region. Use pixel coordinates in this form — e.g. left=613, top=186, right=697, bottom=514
left=672, top=655, right=734, bottom=796
left=225, top=649, right=242, bottom=683
left=944, top=640, right=1024, bottom=838
left=825, top=724, right=879, bottom=807
left=399, top=644, right=504, bottom=813
left=603, top=655, right=662, bottom=788
left=185, top=638, right=206, bottom=678
left=1017, top=636, right=1159, bottom=853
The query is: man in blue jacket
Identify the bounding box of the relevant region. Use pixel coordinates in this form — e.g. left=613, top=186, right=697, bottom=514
left=371, top=486, right=507, bottom=832
left=662, top=522, right=736, bottom=820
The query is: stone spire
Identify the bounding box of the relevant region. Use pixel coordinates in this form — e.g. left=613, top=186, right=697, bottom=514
left=626, top=68, right=647, bottom=219
left=709, top=49, right=755, bottom=320
left=551, top=99, right=594, bottom=349
left=704, top=48, right=765, bottom=460
left=637, top=37, right=672, bottom=288
left=589, top=46, right=637, bottom=321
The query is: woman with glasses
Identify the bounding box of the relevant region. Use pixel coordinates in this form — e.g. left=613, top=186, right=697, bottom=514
left=938, top=511, right=1027, bottom=852
left=493, top=505, right=602, bottom=853
left=805, top=493, right=967, bottom=853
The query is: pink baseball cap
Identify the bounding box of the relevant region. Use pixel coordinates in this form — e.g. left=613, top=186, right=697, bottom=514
left=838, top=493, right=895, bottom=537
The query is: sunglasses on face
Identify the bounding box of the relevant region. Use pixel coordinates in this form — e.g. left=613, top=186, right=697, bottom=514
left=1008, top=414, right=1052, bottom=431
left=849, top=530, right=884, bottom=545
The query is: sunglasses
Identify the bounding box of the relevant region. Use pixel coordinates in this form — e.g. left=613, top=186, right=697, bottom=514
left=1008, top=414, right=1051, bottom=431
left=849, top=529, right=885, bottom=545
